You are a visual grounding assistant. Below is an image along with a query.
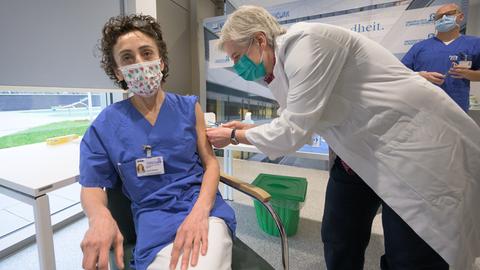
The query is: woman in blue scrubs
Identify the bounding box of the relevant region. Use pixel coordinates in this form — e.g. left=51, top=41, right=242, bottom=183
left=79, top=15, right=235, bottom=270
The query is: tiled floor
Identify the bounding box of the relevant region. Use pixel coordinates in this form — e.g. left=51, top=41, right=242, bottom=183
left=0, top=183, right=81, bottom=240
left=0, top=158, right=478, bottom=270
left=0, top=157, right=385, bottom=270
left=0, top=210, right=30, bottom=237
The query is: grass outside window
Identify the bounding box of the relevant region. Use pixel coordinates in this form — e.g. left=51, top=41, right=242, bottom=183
left=0, top=120, right=89, bottom=149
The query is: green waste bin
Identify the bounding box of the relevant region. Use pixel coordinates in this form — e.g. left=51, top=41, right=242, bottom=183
left=252, top=173, right=308, bottom=237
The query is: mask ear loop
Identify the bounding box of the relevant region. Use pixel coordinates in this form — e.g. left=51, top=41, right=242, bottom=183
left=245, top=37, right=265, bottom=65
left=244, top=38, right=254, bottom=57
left=259, top=39, right=265, bottom=65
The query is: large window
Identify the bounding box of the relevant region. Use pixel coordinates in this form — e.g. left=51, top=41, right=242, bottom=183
left=206, top=90, right=278, bottom=123
left=0, top=89, right=121, bottom=253
left=0, top=91, right=112, bottom=149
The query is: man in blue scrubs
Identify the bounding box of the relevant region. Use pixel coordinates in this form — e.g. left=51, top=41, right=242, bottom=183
left=402, top=3, right=480, bottom=111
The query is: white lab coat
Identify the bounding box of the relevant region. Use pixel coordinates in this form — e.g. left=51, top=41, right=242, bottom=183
left=246, top=22, right=480, bottom=269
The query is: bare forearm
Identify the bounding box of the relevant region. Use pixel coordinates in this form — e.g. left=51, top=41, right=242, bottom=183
left=80, top=187, right=124, bottom=270
left=467, top=70, right=480, bottom=81
left=195, top=159, right=220, bottom=212
left=81, top=187, right=112, bottom=222
left=235, top=129, right=251, bottom=145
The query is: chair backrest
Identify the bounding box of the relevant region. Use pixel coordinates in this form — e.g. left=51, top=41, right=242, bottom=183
left=106, top=184, right=136, bottom=244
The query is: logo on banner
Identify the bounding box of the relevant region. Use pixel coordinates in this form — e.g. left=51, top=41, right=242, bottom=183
left=272, top=10, right=290, bottom=20
left=404, top=33, right=434, bottom=46
left=350, top=22, right=385, bottom=33
left=405, top=13, right=435, bottom=27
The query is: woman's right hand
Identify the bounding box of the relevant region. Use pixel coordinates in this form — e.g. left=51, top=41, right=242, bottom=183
left=221, top=120, right=256, bottom=130
left=80, top=212, right=124, bottom=270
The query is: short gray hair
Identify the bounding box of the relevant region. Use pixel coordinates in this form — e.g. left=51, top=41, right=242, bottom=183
left=218, top=5, right=286, bottom=50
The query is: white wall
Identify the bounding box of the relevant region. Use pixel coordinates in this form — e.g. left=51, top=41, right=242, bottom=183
left=156, top=1, right=192, bottom=95
left=134, top=0, right=157, bottom=17
left=122, top=0, right=217, bottom=106
left=153, top=0, right=216, bottom=109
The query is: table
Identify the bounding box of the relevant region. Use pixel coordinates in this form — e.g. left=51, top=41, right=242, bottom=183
left=220, top=143, right=329, bottom=200
left=0, top=141, right=80, bottom=270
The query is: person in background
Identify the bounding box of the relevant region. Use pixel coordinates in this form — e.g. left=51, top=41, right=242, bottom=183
left=79, top=14, right=235, bottom=270
left=206, top=5, right=480, bottom=270
left=402, top=3, right=480, bottom=111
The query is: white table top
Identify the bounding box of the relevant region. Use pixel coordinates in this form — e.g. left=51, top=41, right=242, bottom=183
left=0, top=140, right=80, bottom=197
left=223, top=143, right=329, bottom=160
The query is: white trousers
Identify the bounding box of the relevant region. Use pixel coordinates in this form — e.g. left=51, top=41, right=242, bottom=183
left=147, top=217, right=232, bottom=270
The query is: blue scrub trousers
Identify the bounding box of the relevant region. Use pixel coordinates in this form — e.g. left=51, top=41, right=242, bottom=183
left=321, top=157, right=449, bottom=270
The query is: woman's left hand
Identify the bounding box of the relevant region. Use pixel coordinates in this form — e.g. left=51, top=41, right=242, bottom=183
left=170, top=207, right=210, bottom=270
left=206, top=127, right=232, bottom=148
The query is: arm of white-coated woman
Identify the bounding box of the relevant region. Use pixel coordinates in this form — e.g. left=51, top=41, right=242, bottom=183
left=221, top=120, right=256, bottom=130
left=206, top=120, right=256, bottom=148
left=169, top=102, right=222, bottom=270
left=245, top=34, right=349, bottom=159
left=206, top=126, right=253, bottom=148
left=80, top=187, right=124, bottom=270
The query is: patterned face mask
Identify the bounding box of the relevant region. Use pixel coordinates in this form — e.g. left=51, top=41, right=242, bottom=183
left=119, top=59, right=163, bottom=97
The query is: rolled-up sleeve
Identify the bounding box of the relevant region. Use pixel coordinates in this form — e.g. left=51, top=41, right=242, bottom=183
left=401, top=44, right=417, bottom=70
left=79, top=125, right=118, bottom=188
left=246, top=33, right=348, bottom=159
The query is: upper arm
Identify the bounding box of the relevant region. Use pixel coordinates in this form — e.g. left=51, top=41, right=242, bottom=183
left=194, top=103, right=219, bottom=169
left=282, top=33, right=349, bottom=130
left=80, top=126, right=118, bottom=188
left=243, top=32, right=350, bottom=158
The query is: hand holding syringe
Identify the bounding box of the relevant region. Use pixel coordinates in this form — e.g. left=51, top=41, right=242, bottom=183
left=448, top=53, right=473, bottom=80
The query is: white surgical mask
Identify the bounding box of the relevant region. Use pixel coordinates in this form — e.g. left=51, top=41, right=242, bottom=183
left=119, top=59, right=163, bottom=97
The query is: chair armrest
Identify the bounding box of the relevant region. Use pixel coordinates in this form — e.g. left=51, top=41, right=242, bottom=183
left=220, top=173, right=271, bottom=203
left=220, top=173, right=289, bottom=269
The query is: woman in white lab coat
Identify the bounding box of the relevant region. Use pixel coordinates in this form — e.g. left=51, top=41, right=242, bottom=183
left=206, top=5, right=480, bottom=270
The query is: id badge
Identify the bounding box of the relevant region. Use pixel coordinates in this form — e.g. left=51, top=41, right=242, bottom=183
left=136, top=156, right=165, bottom=177
left=456, top=60, right=472, bottom=69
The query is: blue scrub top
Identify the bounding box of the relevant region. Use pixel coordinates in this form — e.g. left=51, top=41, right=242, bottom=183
left=402, top=35, right=480, bottom=111
left=79, top=92, right=236, bottom=270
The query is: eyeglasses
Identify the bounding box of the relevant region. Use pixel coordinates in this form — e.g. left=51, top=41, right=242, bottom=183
left=434, top=10, right=460, bottom=21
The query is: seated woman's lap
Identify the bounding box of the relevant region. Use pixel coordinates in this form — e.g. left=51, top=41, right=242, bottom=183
left=147, top=217, right=232, bottom=270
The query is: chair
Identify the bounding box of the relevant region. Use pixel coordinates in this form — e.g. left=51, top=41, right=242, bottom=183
left=107, top=173, right=289, bottom=270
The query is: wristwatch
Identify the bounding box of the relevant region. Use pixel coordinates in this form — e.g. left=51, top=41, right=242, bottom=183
left=230, top=128, right=240, bottom=145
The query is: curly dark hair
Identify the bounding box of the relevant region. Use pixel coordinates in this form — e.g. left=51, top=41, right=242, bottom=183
left=100, top=14, right=169, bottom=89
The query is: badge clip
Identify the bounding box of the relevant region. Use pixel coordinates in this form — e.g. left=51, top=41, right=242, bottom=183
left=143, top=145, right=152, bottom=158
